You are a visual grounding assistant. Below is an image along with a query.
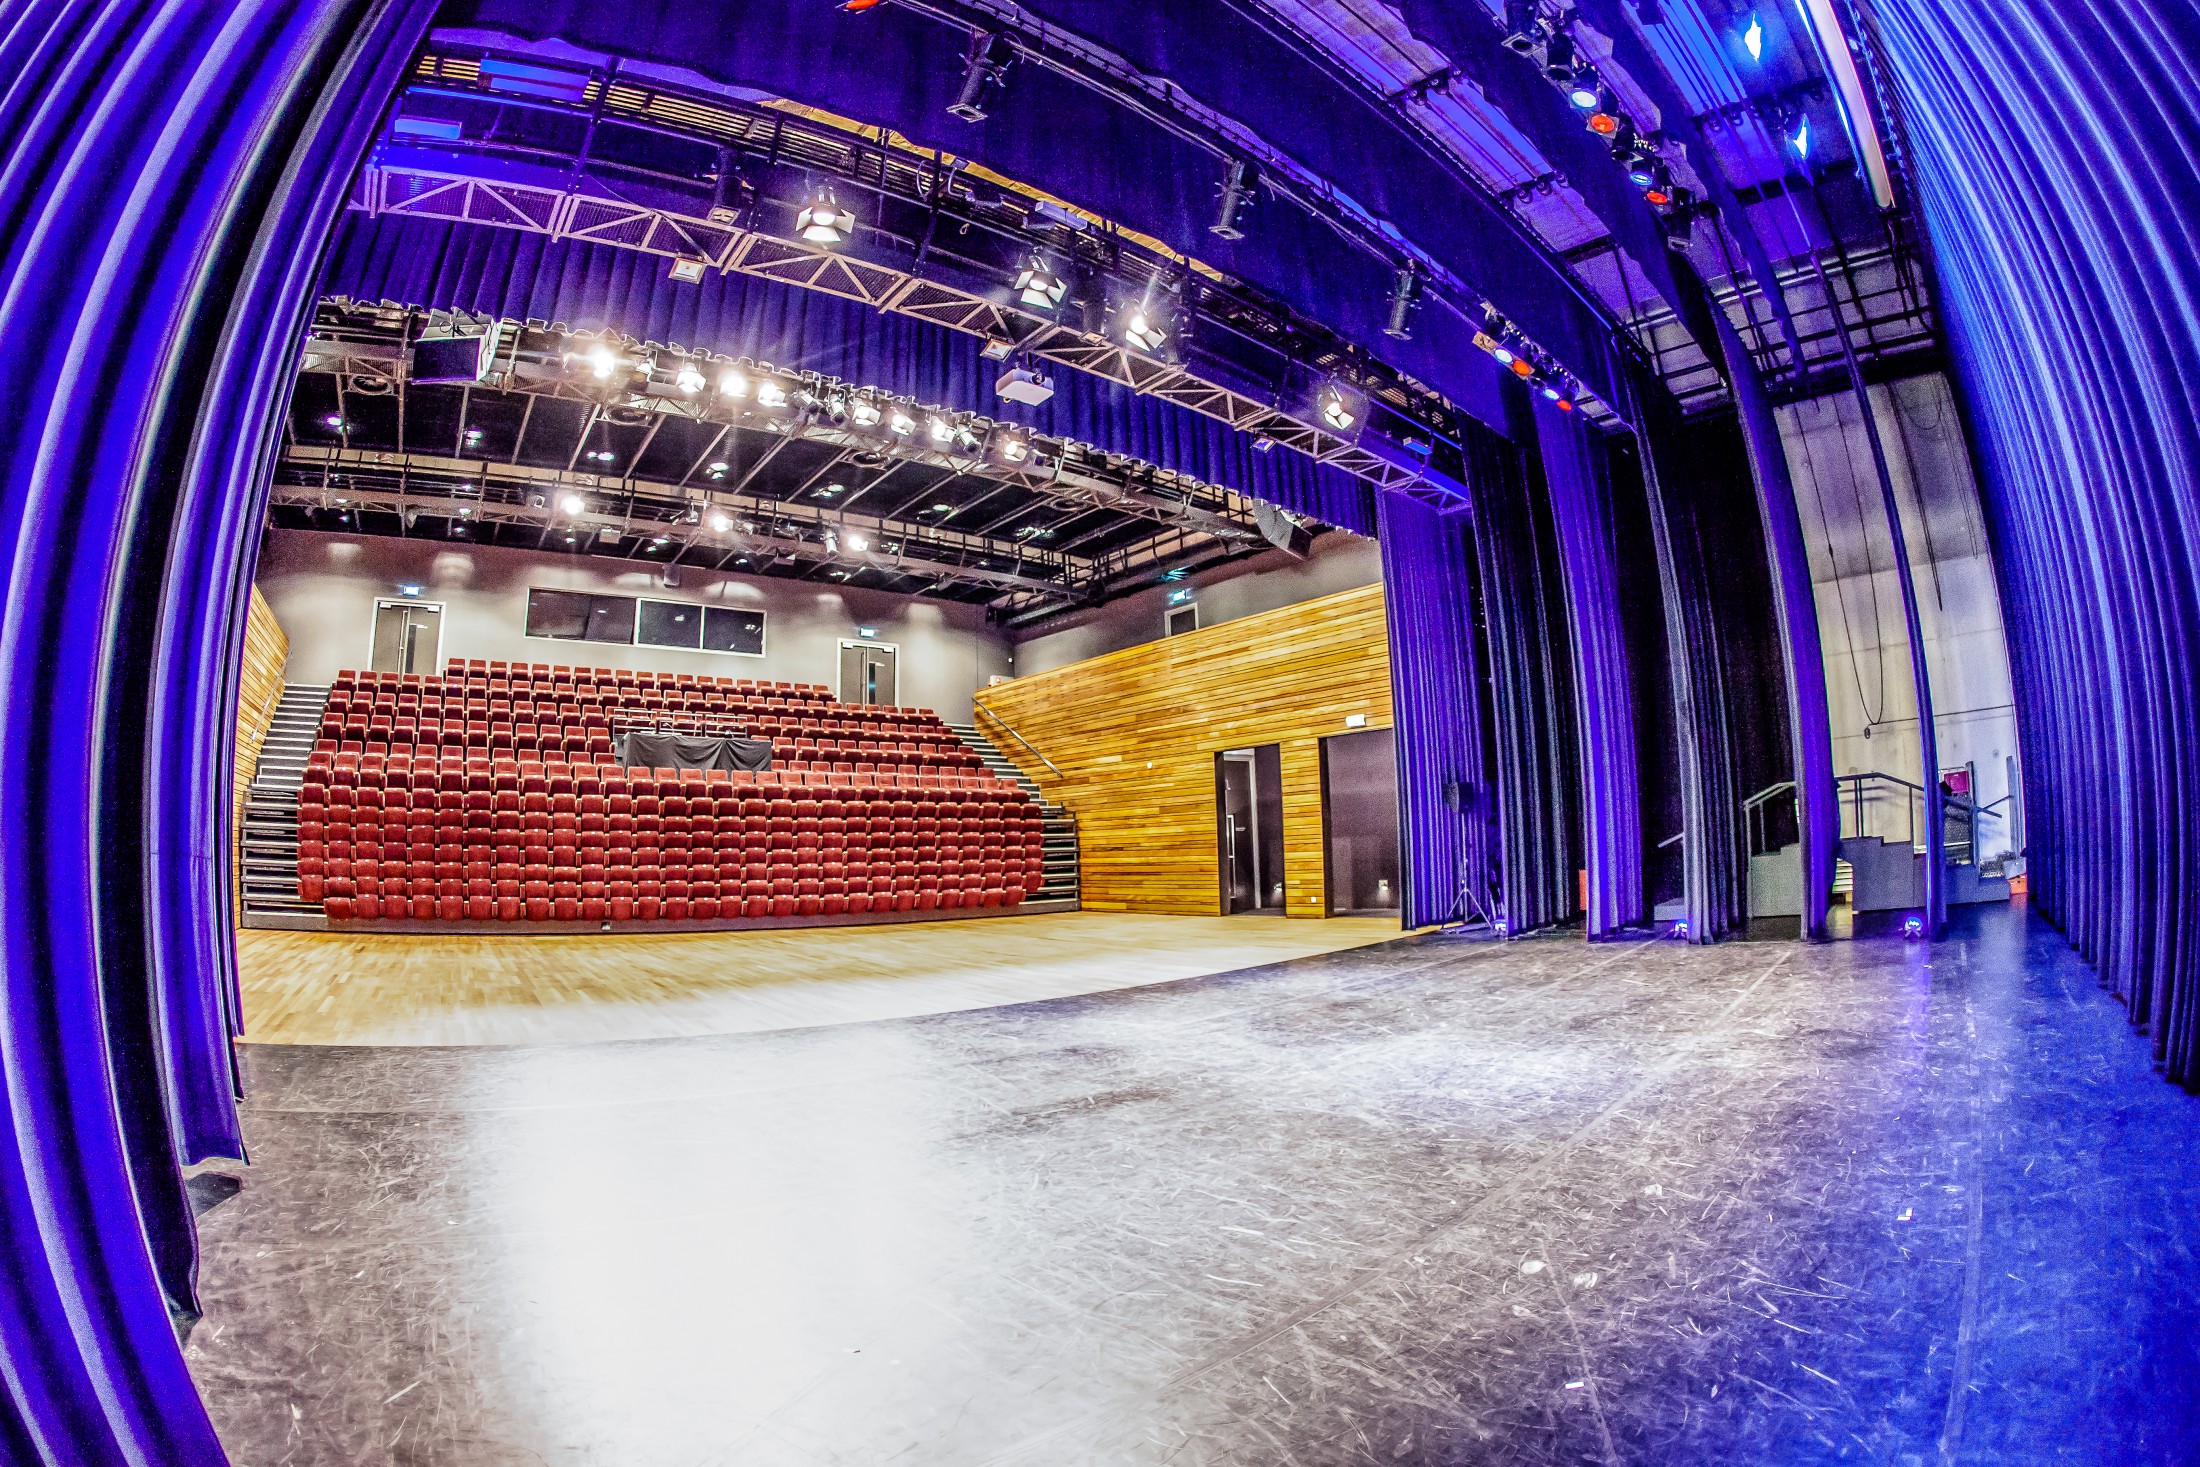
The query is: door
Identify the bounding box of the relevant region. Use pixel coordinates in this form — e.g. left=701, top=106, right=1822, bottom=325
left=1216, top=745, right=1287, bottom=914
left=1218, top=754, right=1257, bottom=912
left=369, top=600, right=442, bottom=675
left=1322, top=728, right=1400, bottom=915
left=838, top=640, right=898, bottom=705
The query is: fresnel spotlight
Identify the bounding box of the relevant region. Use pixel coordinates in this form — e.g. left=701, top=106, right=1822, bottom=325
left=795, top=186, right=854, bottom=245
left=1123, top=308, right=1168, bottom=353
left=1210, top=158, right=1259, bottom=241
left=947, top=32, right=1016, bottom=122
left=1318, top=384, right=1356, bottom=432
left=1382, top=263, right=1422, bottom=341
left=1014, top=255, right=1068, bottom=310
left=1502, top=0, right=1541, bottom=54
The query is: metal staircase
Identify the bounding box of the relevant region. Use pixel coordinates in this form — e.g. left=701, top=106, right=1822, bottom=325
left=945, top=719, right=1080, bottom=910
left=238, top=684, right=329, bottom=927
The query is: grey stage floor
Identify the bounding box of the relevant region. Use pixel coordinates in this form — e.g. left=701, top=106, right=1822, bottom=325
left=186, top=905, right=2200, bottom=1465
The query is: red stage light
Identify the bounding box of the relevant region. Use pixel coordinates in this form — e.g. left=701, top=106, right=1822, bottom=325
left=842, top=0, right=885, bottom=9
left=1645, top=188, right=1671, bottom=206
left=1555, top=397, right=1576, bottom=412
left=1510, top=357, right=1535, bottom=377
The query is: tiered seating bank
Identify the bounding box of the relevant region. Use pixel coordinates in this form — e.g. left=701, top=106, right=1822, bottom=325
left=295, top=659, right=1043, bottom=928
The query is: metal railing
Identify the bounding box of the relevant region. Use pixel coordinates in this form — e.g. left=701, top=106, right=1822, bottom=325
left=1742, top=773, right=2002, bottom=864
left=975, top=704, right=1062, bottom=779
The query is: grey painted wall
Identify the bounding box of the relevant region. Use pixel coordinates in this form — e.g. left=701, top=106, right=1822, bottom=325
left=253, top=529, right=1014, bottom=721
left=1011, top=531, right=1382, bottom=676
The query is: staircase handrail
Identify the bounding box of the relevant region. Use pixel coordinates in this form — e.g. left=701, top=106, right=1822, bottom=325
left=975, top=704, right=1062, bottom=779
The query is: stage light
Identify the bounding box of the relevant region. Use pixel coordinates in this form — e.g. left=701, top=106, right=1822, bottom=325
left=795, top=187, right=853, bottom=245
left=1383, top=263, right=1421, bottom=341
left=755, top=378, right=788, bottom=409
left=1502, top=0, right=1541, bottom=55
left=1567, top=67, right=1602, bottom=111
left=850, top=395, right=882, bottom=427
left=1015, top=258, right=1067, bottom=310
left=1210, top=158, right=1259, bottom=241
left=1492, top=344, right=1517, bottom=366
left=458, top=505, right=474, bottom=516
left=928, top=415, right=954, bottom=443
left=1555, top=396, right=1576, bottom=412
left=1790, top=115, right=1811, bottom=159
left=707, top=461, right=728, bottom=478
left=1123, top=309, right=1167, bottom=352
left=888, top=406, right=916, bottom=435
left=586, top=344, right=618, bottom=380
left=1663, top=187, right=1698, bottom=241
left=845, top=532, right=869, bottom=552
left=948, top=32, right=1015, bottom=122
left=1586, top=84, right=1622, bottom=135
left=1625, top=148, right=1659, bottom=189
left=1743, top=11, right=1764, bottom=61
left=1542, top=28, right=1576, bottom=82
left=464, top=428, right=483, bottom=444
left=559, top=493, right=585, bottom=515
left=931, top=502, right=953, bottom=513
left=675, top=361, right=705, bottom=394
left=322, top=414, right=345, bottom=429
left=706, top=147, right=755, bottom=226
left=1643, top=162, right=1673, bottom=206
left=719, top=368, right=749, bottom=399
left=1510, top=356, right=1535, bottom=378
left=708, top=511, right=732, bottom=533
left=1903, top=915, right=1924, bottom=939
left=1607, top=116, right=1638, bottom=157
left=1319, top=385, right=1355, bottom=431
left=1541, top=381, right=1563, bottom=401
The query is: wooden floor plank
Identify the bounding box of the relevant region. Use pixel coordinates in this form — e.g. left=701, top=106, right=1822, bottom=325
left=234, top=912, right=1410, bottom=1046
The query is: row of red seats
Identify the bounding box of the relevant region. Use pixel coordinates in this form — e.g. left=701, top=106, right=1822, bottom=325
left=298, top=752, right=1044, bottom=925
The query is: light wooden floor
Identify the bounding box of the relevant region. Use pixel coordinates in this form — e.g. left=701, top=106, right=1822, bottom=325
left=233, top=912, right=1410, bottom=1047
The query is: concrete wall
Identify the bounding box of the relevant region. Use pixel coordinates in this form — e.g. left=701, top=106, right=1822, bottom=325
left=1777, top=373, right=2023, bottom=862
left=1011, top=531, right=1382, bottom=676
left=252, top=529, right=1013, bottom=721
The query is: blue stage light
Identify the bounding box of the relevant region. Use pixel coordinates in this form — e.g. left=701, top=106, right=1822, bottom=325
left=1744, top=11, right=1764, bottom=61
left=1568, top=71, right=1602, bottom=111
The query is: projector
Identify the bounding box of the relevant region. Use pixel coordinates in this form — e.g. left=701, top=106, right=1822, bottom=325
left=995, top=365, right=1056, bottom=405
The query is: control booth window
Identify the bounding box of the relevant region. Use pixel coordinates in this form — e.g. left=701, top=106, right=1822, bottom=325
left=637, top=598, right=767, bottom=657
left=526, top=589, right=636, bottom=644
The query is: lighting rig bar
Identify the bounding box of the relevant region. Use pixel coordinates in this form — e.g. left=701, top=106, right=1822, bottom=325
left=379, top=50, right=1477, bottom=502
left=288, top=308, right=1276, bottom=606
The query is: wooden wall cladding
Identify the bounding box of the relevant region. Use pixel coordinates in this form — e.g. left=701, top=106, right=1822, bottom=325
left=233, top=585, right=288, bottom=916
left=976, top=582, right=1394, bottom=916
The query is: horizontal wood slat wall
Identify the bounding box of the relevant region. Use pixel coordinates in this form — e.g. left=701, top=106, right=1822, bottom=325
left=234, top=586, right=288, bottom=919
left=977, top=583, right=1393, bottom=916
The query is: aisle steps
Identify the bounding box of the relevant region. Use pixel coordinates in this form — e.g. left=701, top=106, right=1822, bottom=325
left=945, top=720, right=1080, bottom=910
left=239, top=684, right=329, bottom=926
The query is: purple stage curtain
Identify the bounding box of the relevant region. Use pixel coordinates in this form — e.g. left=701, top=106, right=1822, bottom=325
left=0, top=0, right=435, bottom=1460
left=1864, top=0, right=2200, bottom=1080
left=323, top=214, right=1380, bottom=537
left=1377, top=494, right=1497, bottom=931
left=1474, top=404, right=1580, bottom=934
left=1537, top=401, right=1645, bottom=936
left=1633, top=394, right=1748, bottom=942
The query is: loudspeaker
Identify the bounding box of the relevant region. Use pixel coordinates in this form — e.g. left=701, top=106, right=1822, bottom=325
left=1251, top=500, right=1315, bottom=559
